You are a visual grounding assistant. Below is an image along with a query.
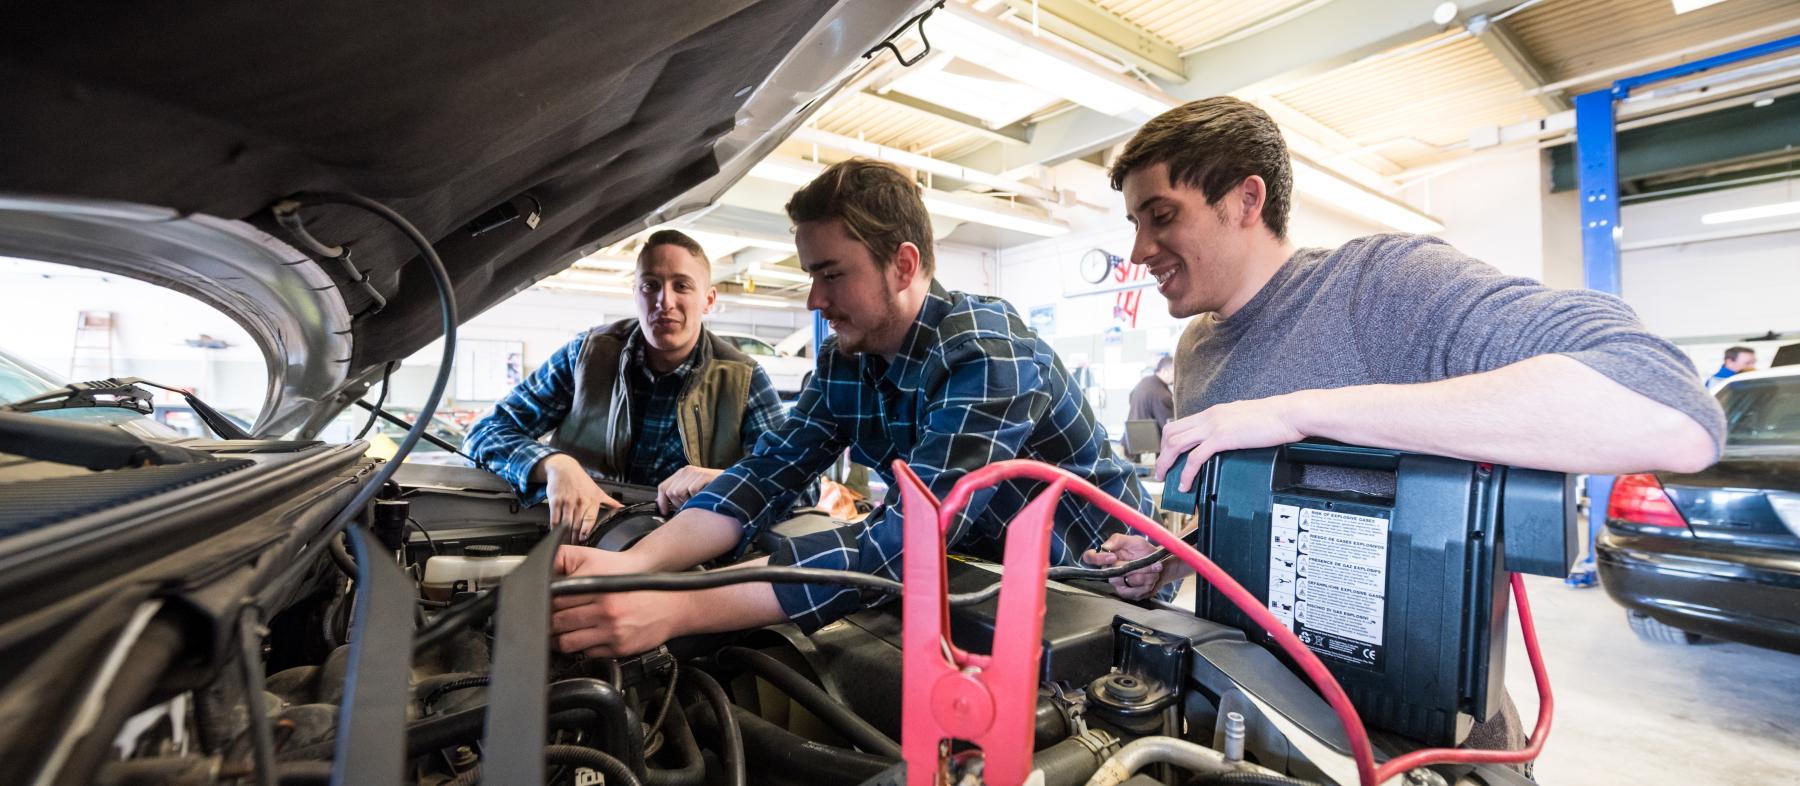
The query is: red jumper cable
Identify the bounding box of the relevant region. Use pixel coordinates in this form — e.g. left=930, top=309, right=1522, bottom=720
left=896, top=459, right=1553, bottom=786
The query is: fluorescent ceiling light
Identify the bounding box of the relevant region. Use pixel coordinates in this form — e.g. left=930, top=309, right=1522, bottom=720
left=1672, top=0, right=1730, bottom=14
left=751, top=157, right=1068, bottom=236
left=1291, top=158, right=1445, bottom=234
left=1701, top=199, right=1800, bottom=225
left=931, top=10, right=1173, bottom=119
left=745, top=265, right=813, bottom=284
left=1432, top=2, right=1459, bottom=25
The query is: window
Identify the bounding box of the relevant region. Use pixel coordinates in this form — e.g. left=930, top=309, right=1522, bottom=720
left=1717, top=376, right=1800, bottom=448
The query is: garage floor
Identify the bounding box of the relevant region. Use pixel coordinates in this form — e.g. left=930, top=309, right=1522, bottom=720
left=1504, top=575, right=1800, bottom=786
left=1173, top=575, right=1800, bottom=784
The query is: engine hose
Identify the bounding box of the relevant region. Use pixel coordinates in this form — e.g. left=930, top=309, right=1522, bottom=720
left=717, top=646, right=902, bottom=758
left=277, top=679, right=645, bottom=777
left=686, top=701, right=897, bottom=785
left=643, top=702, right=704, bottom=786
left=1200, top=773, right=1323, bottom=786
left=326, top=532, right=358, bottom=579
left=681, top=669, right=745, bottom=786
left=1032, top=732, right=1121, bottom=786
left=1085, top=736, right=1258, bottom=786
left=421, top=675, right=490, bottom=711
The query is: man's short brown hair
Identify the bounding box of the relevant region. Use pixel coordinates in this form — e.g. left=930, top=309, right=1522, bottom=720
left=784, top=158, right=936, bottom=278
left=1725, top=346, right=1755, bottom=362
left=638, top=229, right=710, bottom=276
left=1108, top=97, right=1293, bottom=240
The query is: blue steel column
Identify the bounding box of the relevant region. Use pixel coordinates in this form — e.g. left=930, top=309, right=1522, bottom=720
left=1570, top=89, right=1621, bottom=585
left=1574, top=89, right=1622, bottom=296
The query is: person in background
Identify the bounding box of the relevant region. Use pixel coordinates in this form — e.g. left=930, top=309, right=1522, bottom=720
left=1128, top=354, right=1176, bottom=433
left=464, top=230, right=788, bottom=537
left=1707, top=346, right=1757, bottom=390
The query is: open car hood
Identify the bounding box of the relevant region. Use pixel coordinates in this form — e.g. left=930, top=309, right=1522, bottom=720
left=0, top=1, right=926, bottom=435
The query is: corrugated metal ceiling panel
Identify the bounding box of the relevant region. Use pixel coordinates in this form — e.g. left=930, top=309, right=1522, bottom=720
left=808, top=91, right=985, bottom=157
left=1506, top=0, right=1800, bottom=93
left=1272, top=31, right=1549, bottom=170
left=1090, top=0, right=1320, bottom=52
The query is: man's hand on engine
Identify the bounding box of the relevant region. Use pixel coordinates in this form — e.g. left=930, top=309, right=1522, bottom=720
left=656, top=465, right=725, bottom=515
left=551, top=545, right=676, bottom=657
left=1083, top=533, right=1166, bottom=600
left=537, top=453, right=623, bottom=541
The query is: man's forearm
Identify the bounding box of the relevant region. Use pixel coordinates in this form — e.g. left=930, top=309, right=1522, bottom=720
left=1286, top=354, right=1716, bottom=474
left=667, top=557, right=789, bottom=637
left=622, top=508, right=747, bottom=571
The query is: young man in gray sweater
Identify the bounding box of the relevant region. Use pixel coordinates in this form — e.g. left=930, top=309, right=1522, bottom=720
left=1080, top=97, right=1726, bottom=748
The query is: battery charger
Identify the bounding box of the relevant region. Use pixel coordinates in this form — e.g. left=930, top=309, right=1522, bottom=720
left=1160, top=440, right=1574, bottom=746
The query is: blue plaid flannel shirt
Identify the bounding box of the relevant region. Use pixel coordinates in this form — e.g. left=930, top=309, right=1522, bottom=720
left=685, top=282, right=1151, bottom=632
left=465, top=328, right=786, bottom=502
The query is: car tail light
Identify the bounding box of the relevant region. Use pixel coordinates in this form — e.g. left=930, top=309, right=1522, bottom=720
left=1607, top=474, right=1687, bottom=529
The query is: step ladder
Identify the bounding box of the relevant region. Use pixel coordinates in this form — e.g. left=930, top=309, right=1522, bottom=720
left=69, top=310, right=116, bottom=381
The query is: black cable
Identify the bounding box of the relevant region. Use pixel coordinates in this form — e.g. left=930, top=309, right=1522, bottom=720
left=353, top=361, right=397, bottom=440
left=412, top=591, right=496, bottom=655
left=644, top=660, right=679, bottom=746
left=238, top=607, right=279, bottom=786
left=948, top=548, right=1174, bottom=606
left=421, top=676, right=490, bottom=712
left=406, top=517, right=439, bottom=557
left=643, top=702, right=704, bottom=786
left=266, top=191, right=459, bottom=772
left=326, top=532, right=359, bottom=579
left=415, top=556, right=1178, bottom=653
left=682, top=669, right=744, bottom=786
left=717, top=646, right=900, bottom=758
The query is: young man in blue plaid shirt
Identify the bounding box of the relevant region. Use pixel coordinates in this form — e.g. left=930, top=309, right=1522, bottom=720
left=550, top=160, right=1151, bottom=656
left=465, top=230, right=787, bottom=537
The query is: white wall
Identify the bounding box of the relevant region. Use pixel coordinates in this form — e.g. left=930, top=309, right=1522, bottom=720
left=0, top=258, right=269, bottom=411
left=1403, top=147, right=1549, bottom=280
left=936, top=241, right=999, bottom=295
left=1617, top=177, right=1800, bottom=341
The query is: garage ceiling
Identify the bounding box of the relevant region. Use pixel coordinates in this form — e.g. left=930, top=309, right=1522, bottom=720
left=538, top=0, right=1800, bottom=308
left=1507, top=0, right=1800, bottom=93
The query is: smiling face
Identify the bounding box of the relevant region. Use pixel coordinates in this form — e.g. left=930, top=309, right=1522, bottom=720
left=634, top=242, right=715, bottom=355
left=798, top=218, right=918, bottom=357
left=1121, top=163, right=1268, bottom=319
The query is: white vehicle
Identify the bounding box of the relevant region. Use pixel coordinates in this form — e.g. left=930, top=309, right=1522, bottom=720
left=717, top=331, right=813, bottom=396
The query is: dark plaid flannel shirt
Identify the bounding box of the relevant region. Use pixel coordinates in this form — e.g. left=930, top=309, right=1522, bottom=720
left=466, top=329, right=785, bottom=503
left=684, top=282, right=1149, bottom=632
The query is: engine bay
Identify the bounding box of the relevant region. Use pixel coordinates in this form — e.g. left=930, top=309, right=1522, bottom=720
left=0, top=405, right=1559, bottom=786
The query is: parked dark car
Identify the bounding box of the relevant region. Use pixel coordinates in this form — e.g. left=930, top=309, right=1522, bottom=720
left=1597, top=366, right=1800, bottom=651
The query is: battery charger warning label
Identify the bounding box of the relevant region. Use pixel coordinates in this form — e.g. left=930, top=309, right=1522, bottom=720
left=1267, top=501, right=1388, bottom=670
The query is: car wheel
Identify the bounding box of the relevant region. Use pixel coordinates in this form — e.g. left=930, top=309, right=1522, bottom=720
left=1626, top=610, right=1700, bottom=645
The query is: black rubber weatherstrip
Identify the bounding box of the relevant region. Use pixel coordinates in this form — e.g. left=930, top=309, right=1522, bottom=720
left=330, top=527, right=413, bottom=786
left=479, top=526, right=561, bottom=786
